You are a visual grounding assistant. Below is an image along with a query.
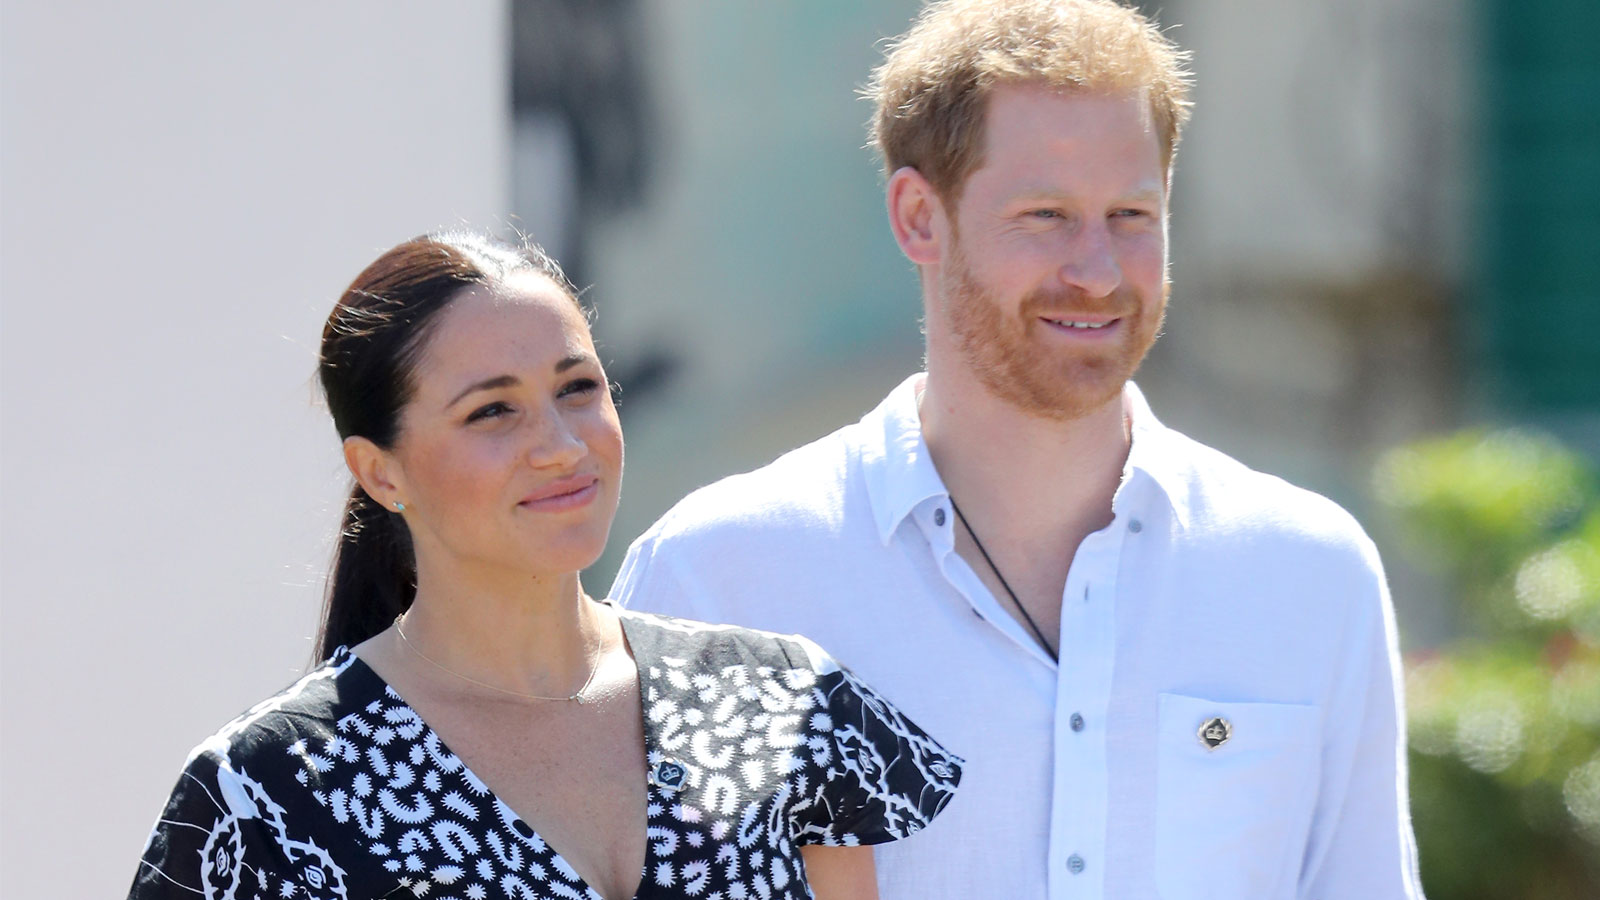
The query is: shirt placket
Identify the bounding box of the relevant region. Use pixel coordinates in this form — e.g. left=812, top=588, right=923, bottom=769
left=1047, top=507, right=1128, bottom=900
left=922, top=499, right=1061, bottom=668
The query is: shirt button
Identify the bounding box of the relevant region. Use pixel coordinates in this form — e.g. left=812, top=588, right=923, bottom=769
left=1128, top=518, right=1143, bottom=533
left=1067, top=854, right=1086, bottom=874
left=934, top=507, right=946, bottom=526
left=1070, top=712, right=1085, bottom=732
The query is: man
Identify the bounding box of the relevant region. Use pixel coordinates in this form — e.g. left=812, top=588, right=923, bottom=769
left=610, top=1, right=1424, bottom=897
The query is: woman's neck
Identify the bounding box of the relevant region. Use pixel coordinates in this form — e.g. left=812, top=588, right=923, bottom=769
left=396, top=556, right=606, bottom=699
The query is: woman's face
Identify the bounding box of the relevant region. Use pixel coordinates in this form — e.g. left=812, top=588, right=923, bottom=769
left=369, top=273, right=623, bottom=580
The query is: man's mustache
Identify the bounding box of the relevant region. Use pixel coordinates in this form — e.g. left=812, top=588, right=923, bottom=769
left=1019, top=287, right=1141, bottom=318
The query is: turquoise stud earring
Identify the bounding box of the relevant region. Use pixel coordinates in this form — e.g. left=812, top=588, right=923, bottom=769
left=394, top=502, right=406, bottom=512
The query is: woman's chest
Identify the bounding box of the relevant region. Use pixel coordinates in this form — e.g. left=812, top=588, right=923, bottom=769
left=411, top=685, right=652, bottom=898
left=293, top=637, right=838, bottom=899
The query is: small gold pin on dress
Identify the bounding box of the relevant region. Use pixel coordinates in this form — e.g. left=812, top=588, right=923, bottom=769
left=649, top=759, right=689, bottom=792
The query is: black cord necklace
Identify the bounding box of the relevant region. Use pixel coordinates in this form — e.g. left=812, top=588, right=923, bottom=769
left=948, top=497, right=1060, bottom=662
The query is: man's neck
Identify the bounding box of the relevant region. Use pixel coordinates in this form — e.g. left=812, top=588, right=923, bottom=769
left=918, top=366, right=1132, bottom=566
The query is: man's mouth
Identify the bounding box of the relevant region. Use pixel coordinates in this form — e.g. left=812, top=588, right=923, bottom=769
left=1040, top=316, right=1120, bottom=331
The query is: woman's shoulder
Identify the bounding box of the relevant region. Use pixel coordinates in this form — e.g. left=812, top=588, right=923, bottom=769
left=617, top=609, right=964, bottom=848
left=181, top=648, right=381, bottom=767
left=616, top=607, right=840, bottom=674
left=133, top=650, right=395, bottom=900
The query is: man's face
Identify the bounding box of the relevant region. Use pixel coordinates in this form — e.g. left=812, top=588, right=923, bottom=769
left=934, top=84, right=1169, bottom=420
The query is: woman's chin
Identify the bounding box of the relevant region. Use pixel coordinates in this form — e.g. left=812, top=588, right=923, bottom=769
left=516, top=534, right=610, bottom=579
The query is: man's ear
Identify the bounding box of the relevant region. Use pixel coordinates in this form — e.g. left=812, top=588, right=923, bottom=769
left=343, top=436, right=406, bottom=512
left=886, top=166, right=947, bottom=267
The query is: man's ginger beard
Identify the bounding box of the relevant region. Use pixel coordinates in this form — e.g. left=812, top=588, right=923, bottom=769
left=940, top=240, right=1168, bottom=421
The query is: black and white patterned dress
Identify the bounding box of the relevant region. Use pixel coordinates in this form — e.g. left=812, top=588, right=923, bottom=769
left=128, top=610, right=962, bottom=900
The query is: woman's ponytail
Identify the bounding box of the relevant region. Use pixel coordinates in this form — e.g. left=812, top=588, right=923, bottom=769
left=314, top=486, right=416, bottom=660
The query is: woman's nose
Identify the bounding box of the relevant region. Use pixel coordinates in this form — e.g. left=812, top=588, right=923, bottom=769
left=526, top=413, right=586, bottom=468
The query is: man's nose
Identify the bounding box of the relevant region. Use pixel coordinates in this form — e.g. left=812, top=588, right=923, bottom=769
left=1058, top=222, right=1122, bottom=299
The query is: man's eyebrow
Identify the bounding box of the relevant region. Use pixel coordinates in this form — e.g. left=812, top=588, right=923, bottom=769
left=447, top=374, right=519, bottom=408
left=1007, top=184, right=1165, bottom=204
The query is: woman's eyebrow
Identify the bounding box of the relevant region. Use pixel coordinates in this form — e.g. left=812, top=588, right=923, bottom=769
left=445, top=354, right=595, bottom=408
left=447, top=374, right=519, bottom=408
left=555, top=353, right=592, bottom=373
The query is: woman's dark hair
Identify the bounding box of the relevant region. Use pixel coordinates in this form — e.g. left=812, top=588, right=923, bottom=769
left=314, top=230, right=578, bottom=661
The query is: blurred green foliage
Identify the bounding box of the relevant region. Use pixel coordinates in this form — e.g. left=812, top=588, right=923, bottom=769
left=1374, top=430, right=1600, bottom=898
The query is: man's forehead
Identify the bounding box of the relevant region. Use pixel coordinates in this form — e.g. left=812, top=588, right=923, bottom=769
left=981, top=84, right=1156, bottom=142
left=995, top=178, right=1166, bottom=199
left=961, top=87, right=1162, bottom=184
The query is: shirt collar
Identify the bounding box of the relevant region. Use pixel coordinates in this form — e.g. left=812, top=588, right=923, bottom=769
left=860, top=375, right=948, bottom=545
left=859, top=375, right=1191, bottom=544
left=1120, top=381, right=1192, bottom=530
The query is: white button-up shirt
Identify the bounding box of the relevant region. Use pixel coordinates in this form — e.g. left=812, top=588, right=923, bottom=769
left=610, top=375, right=1423, bottom=900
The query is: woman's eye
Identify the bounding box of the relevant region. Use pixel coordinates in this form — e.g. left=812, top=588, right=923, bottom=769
left=465, top=401, right=511, bottom=423
left=559, top=377, right=601, bottom=399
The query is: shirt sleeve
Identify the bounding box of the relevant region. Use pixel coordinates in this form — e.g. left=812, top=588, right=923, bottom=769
left=1299, top=537, right=1426, bottom=899
left=609, top=525, right=726, bottom=623
left=612, top=528, right=687, bottom=613
left=785, top=638, right=963, bottom=847
left=128, top=746, right=352, bottom=900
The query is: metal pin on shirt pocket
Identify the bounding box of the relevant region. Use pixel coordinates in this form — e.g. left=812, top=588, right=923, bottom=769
left=1197, top=716, right=1233, bottom=750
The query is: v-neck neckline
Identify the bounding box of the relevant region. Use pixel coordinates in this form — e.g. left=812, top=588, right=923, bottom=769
left=340, top=610, right=665, bottom=900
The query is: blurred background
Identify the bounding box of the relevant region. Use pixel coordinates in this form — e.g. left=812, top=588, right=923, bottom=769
left=2, top=1, right=1595, bottom=896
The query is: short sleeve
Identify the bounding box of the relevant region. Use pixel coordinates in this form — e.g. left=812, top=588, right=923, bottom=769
left=127, top=748, right=350, bottom=900
left=610, top=527, right=711, bottom=620
left=786, top=640, right=963, bottom=847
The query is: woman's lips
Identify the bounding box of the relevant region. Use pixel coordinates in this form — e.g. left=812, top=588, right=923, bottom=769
left=518, top=475, right=600, bottom=511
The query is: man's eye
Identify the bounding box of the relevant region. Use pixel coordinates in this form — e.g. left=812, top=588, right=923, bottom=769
left=1112, top=208, right=1151, bottom=219
left=1029, top=209, right=1062, bottom=219
left=465, top=402, right=511, bottom=423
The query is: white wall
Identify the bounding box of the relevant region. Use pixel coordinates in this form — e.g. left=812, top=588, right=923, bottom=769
left=0, top=3, right=508, bottom=895
left=1174, top=0, right=1470, bottom=279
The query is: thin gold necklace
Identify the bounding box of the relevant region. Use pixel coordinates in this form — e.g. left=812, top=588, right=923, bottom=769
left=392, top=613, right=601, bottom=703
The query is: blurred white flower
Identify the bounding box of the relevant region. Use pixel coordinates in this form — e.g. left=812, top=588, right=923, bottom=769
left=1562, top=754, right=1600, bottom=845
left=1515, top=541, right=1594, bottom=621
left=1456, top=696, right=1526, bottom=774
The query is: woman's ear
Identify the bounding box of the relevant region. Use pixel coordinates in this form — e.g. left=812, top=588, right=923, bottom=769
left=886, top=166, right=948, bottom=267
left=343, top=436, right=406, bottom=512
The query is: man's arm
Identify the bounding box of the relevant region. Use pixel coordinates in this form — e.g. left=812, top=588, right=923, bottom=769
left=1300, top=538, right=1425, bottom=898
left=608, top=525, right=717, bottom=621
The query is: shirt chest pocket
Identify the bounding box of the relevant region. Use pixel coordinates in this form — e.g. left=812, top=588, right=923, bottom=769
left=1155, top=693, right=1320, bottom=900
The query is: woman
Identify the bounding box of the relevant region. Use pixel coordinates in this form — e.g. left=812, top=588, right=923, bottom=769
left=127, top=232, right=960, bottom=900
